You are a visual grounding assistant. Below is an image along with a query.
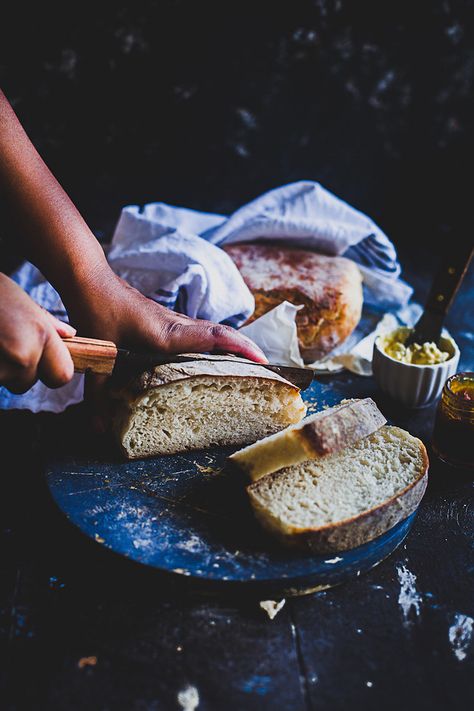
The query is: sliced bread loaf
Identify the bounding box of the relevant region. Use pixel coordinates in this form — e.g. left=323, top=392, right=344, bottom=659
left=229, top=398, right=386, bottom=481
left=110, top=358, right=306, bottom=459
left=247, top=426, right=428, bottom=553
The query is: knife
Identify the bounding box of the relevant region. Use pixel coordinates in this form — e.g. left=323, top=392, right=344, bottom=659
left=61, top=336, right=315, bottom=390
left=405, top=244, right=473, bottom=348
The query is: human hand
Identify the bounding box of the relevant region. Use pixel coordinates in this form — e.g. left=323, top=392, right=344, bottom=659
left=0, top=273, right=76, bottom=393
left=65, top=265, right=266, bottom=362
left=62, top=265, right=266, bottom=430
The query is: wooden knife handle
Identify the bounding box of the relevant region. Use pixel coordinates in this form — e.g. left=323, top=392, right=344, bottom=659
left=424, top=244, right=474, bottom=316
left=62, top=336, right=118, bottom=375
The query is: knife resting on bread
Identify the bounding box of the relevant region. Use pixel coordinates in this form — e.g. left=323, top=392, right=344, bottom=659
left=61, top=336, right=315, bottom=390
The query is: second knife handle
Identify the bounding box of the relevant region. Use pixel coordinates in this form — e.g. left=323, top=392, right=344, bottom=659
left=62, top=336, right=118, bottom=375
left=424, top=245, right=474, bottom=316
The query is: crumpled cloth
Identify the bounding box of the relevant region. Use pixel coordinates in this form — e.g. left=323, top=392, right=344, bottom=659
left=109, top=180, right=412, bottom=318
left=0, top=180, right=413, bottom=412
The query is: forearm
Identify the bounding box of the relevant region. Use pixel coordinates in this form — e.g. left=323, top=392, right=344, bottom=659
left=0, top=90, right=109, bottom=298
left=0, top=91, right=266, bottom=366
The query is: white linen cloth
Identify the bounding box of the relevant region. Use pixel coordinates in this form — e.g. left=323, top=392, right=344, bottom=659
left=0, top=181, right=413, bottom=412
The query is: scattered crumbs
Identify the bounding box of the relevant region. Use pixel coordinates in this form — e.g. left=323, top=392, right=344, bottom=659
left=448, top=614, right=474, bottom=661
left=356, top=628, right=363, bottom=634
left=366, top=681, right=373, bottom=688
left=324, top=556, right=343, bottom=564
left=195, top=463, right=223, bottom=476
left=77, top=656, right=97, bottom=669
left=259, top=599, right=286, bottom=620
left=177, top=684, right=199, bottom=711
left=397, top=565, right=422, bottom=626
left=94, top=534, right=105, bottom=544
left=177, top=646, right=183, bottom=652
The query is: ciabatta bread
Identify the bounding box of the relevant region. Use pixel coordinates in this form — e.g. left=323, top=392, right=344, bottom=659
left=224, top=243, right=363, bottom=362
left=110, top=357, right=306, bottom=459
left=229, top=398, right=386, bottom=482
left=247, top=426, right=428, bottom=553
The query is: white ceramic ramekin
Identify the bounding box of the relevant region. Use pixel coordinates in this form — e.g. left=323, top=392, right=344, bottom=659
left=372, top=332, right=460, bottom=408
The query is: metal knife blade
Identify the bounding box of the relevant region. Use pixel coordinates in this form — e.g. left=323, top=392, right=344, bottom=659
left=113, top=350, right=315, bottom=390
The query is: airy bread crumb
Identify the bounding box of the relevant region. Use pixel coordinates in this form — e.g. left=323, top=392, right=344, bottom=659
left=113, top=370, right=306, bottom=459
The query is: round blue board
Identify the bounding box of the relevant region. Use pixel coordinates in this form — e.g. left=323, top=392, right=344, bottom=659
left=46, top=379, right=417, bottom=596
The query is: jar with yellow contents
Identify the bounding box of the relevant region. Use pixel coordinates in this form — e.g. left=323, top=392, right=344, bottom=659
left=432, top=372, right=474, bottom=469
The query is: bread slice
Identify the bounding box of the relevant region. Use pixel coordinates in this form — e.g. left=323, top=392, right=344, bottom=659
left=247, top=426, right=428, bottom=553
left=224, top=243, right=363, bottom=361
left=110, top=358, right=306, bottom=459
left=229, top=398, right=386, bottom=482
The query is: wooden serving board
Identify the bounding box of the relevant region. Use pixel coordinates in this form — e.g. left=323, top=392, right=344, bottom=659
left=45, top=379, right=418, bottom=596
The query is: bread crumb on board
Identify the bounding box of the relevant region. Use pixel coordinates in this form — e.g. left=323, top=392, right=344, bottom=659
left=177, top=685, right=200, bottom=711
left=259, top=599, right=286, bottom=620
left=448, top=613, right=474, bottom=662
left=77, top=656, right=97, bottom=669
left=194, top=463, right=223, bottom=476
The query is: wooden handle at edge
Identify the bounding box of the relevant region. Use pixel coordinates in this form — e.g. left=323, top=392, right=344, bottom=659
left=425, top=245, right=474, bottom=316
left=62, top=336, right=118, bottom=375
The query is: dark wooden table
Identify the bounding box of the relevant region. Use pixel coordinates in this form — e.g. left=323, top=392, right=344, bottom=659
left=1, top=249, right=473, bottom=711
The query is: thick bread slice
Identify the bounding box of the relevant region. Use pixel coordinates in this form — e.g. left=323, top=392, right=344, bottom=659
left=229, top=398, right=386, bottom=481
left=110, top=358, right=306, bottom=459
left=247, top=426, right=428, bottom=553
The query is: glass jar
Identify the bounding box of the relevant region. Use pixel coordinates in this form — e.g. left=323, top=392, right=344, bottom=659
left=432, top=372, right=474, bottom=469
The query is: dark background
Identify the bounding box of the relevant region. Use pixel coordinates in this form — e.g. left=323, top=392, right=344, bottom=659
left=1, top=0, right=473, bottom=267
left=1, top=5, right=474, bottom=710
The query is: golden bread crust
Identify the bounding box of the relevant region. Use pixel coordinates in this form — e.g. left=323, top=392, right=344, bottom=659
left=224, top=243, right=363, bottom=361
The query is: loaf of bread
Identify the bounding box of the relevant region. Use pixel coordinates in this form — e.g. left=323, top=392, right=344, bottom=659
left=110, top=357, right=306, bottom=459
left=247, top=426, right=428, bottom=553
left=224, top=243, right=363, bottom=362
left=229, top=398, right=386, bottom=482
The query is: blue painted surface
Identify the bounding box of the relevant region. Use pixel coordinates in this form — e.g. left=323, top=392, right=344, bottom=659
left=46, top=379, right=418, bottom=593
